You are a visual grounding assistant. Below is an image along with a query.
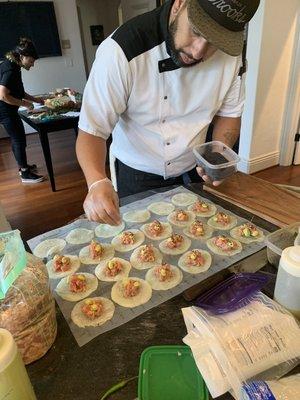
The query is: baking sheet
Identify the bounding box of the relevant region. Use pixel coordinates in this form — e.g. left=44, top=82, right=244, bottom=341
left=27, top=186, right=268, bottom=346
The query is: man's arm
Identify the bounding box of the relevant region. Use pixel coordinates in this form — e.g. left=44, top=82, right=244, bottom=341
left=76, top=130, right=108, bottom=186
left=76, top=39, right=131, bottom=224
left=212, top=115, right=241, bottom=148
left=76, top=130, right=121, bottom=225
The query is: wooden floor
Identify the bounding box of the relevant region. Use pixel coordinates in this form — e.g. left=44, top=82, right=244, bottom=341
left=1, top=130, right=300, bottom=241
left=0, top=130, right=87, bottom=240
left=254, top=164, right=300, bottom=186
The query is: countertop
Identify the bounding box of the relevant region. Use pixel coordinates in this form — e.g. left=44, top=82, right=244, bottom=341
left=27, top=184, right=279, bottom=400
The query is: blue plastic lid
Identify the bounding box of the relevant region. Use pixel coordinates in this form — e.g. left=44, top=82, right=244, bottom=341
left=195, top=273, right=269, bottom=314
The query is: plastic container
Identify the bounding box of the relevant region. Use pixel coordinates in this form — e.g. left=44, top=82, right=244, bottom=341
left=193, top=141, right=240, bottom=181
left=138, top=345, right=208, bottom=400
left=265, top=222, right=300, bottom=267
left=274, top=245, right=300, bottom=319
left=0, top=328, right=37, bottom=400
left=195, top=272, right=269, bottom=314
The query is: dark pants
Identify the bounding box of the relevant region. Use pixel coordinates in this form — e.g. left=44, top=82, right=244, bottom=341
left=116, top=159, right=202, bottom=198
left=0, top=113, right=27, bottom=168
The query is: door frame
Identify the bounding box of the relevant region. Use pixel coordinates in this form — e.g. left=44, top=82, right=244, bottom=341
left=279, top=12, right=300, bottom=166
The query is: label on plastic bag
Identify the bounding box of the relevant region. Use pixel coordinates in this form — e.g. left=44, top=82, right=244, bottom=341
left=210, top=300, right=299, bottom=368
left=0, top=230, right=26, bottom=299
left=242, top=381, right=275, bottom=400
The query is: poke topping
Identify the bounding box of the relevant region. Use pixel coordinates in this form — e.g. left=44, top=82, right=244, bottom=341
left=122, top=279, right=140, bottom=298
left=174, top=209, right=188, bottom=222
left=213, top=212, right=231, bottom=225
left=120, top=231, right=135, bottom=245
left=53, top=254, right=71, bottom=272
left=81, top=299, right=103, bottom=319
left=189, top=220, right=205, bottom=237
left=68, top=274, right=87, bottom=293
left=238, top=223, right=259, bottom=238
left=192, top=200, right=210, bottom=213
left=155, top=263, right=173, bottom=282
left=187, top=250, right=205, bottom=267
left=148, top=220, right=163, bottom=236
left=166, top=234, right=184, bottom=249
left=213, top=236, right=237, bottom=252
left=138, top=245, right=155, bottom=262
left=89, top=240, right=103, bottom=259
left=105, top=259, right=123, bottom=277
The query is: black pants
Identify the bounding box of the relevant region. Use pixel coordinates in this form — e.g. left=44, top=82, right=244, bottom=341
left=116, top=159, right=202, bottom=198
left=0, top=114, right=27, bottom=168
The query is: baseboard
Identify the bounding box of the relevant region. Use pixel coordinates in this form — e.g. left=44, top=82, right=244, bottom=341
left=238, top=151, right=280, bottom=174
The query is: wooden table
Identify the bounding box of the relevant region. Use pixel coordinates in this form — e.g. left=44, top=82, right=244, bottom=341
left=26, top=184, right=284, bottom=400
left=19, top=111, right=79, bottom=192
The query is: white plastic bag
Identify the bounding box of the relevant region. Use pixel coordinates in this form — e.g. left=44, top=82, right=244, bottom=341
left=182, top=293, right=300, bottom=399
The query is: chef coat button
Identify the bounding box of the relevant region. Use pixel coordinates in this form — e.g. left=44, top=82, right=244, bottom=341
left=167, top=162, right=171, bottom=165
left=166, top=142, right=170, bottom=145
left=164, top=96, right=168, bottom=100
left=162, top=119, right=166, bottom=123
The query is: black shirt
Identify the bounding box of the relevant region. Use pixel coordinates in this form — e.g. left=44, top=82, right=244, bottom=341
left=0, top=59, right=25, bottom=117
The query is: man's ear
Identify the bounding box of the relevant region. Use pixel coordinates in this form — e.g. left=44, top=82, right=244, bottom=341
left=171, top=0, right=186, bottom=16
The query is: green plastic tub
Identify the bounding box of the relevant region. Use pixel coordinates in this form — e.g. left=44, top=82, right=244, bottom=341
left=138, top=345, right=209, bottom=400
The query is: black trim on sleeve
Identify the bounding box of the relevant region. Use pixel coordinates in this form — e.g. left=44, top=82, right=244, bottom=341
left=111, top=1, right=173, bottom=63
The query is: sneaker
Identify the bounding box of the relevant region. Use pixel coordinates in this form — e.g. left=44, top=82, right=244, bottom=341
left=18, top=164, right=38, bottom=175
left=20, top=169, right=44, bottom=183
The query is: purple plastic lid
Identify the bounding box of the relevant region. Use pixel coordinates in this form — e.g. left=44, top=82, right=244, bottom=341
left=195, top=273, right=269, bottom=314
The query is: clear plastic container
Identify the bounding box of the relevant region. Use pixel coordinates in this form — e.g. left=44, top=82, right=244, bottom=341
left=265, top=223, right=300, bottom=267
left=274, top=246, right=300, bottom=319
left=193, top=141, right=240, bottom=181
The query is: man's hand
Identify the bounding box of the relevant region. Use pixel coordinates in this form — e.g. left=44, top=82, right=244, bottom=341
left=196, top=166, right=223, bottom=186
left=83, top=180, right=121, bottom=225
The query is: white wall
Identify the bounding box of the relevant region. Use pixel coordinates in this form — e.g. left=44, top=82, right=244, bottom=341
left=0, top=0, right=87, bottom=135
left=239, top=0, right=300, bottom=173
left=0, top=0, right=87, bottom=94
left=76, top=0, right=120, bottom=73
left=120, top=0, right=157, bottom=22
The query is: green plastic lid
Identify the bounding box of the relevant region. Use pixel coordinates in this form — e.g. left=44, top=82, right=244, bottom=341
left=138, top=346, right=209, bottom=400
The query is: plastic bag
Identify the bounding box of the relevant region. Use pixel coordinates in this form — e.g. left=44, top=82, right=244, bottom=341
left=182, top=292, right=300, bottom=399
left=0, top=253, right=57, bottom=364
left=0, top=230, right=27, bottom=299
left=241, top=374, right=300, bottom=399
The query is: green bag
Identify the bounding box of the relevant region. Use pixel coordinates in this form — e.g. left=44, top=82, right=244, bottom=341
left=0, top=230, right=27, bottom=300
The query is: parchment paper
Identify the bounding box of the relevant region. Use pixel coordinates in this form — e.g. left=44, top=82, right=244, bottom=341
left=27, top=186, right=268, bottom=346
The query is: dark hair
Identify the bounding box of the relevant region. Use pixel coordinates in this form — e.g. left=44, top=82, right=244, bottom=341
left=11, top=37, right=39, bottom=61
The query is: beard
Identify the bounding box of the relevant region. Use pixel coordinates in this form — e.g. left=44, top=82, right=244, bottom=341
left=166, top=17, right=202, bottom=68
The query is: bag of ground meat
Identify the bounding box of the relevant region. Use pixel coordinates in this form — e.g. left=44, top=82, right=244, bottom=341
left=0, top=251, right=57, bottom=364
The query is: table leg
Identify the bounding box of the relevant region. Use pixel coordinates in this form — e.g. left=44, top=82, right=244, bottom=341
left=38, top=130, right=56, bottom=192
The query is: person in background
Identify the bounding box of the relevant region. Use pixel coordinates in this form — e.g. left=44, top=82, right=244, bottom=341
left=76, top=0, right=260, bottom=225
left=0, top=37, right=44, bottom=183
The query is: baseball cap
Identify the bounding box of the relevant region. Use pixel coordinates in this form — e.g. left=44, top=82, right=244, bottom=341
left=186, top=0, right=260, bottom=56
